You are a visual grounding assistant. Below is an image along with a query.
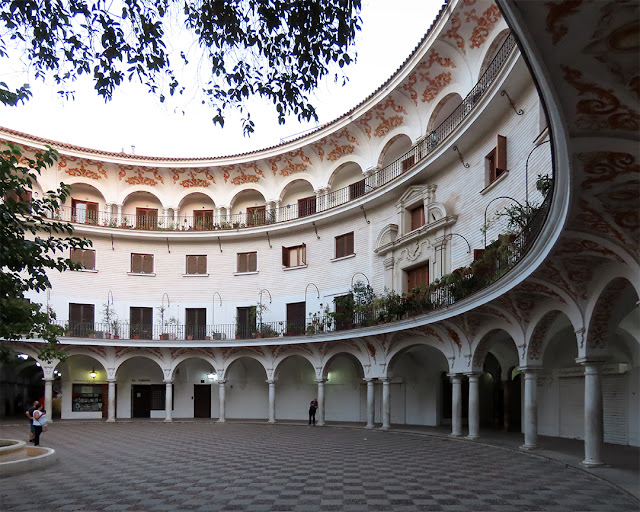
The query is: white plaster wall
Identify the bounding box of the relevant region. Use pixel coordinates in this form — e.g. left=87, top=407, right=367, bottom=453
left=58, top=355, right=105, bottom=420
left=115, top=357, right=164, bottom=419
left=225, top=358, right=268, bottom=419
left=325, top=355, right=362, bottom=422
left=275, top=356, right=316, bottom=420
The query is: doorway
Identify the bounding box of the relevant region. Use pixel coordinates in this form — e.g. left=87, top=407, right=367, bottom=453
left=194, top=384, right=211, bottom=418
left=131, top=385, right=151, bottom=418
left=186, top=308, right=207, bottom=340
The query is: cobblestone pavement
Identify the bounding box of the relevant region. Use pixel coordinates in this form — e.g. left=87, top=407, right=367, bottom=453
left=1, top=421, right=637, bottom=512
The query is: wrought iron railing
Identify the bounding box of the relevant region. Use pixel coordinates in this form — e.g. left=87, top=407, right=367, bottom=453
left=45, top=34, right=517, bottom=232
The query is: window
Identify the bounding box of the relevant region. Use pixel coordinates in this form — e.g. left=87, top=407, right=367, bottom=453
left=236, top=306, right=256, bottom=338
left=402, top=154, right=415, bottom=172
left=4, top=190, right=32, bottom=205
left=298, top=196, right=316, bottom=218
left=71, top=248, right=96, bottom=270
left=282, top=244, right=306, bottom=268
left=130, top=307, right=153, bottom=339
left=193, top=210, right=214, bottom=230
left=186, top=308, right=207, bottom=340
left=237, top=252, right=257, bottom=273
left=135, top=207, right=158, bottom=230
left=247, top=206, right=266, bottom=226
left=72, top=199, right=98, bottom=224
left=68, top=303, right=95, bottom=337
left=406, top=263, right=429, bottom=291
left=410, top=205, right=425, bottom=231
left=335, top=232, right=354, bottom=259
left=349, top=179, right=366, bottom=200
left=186, top=255, right=207, bottom=275
left=486, top=134, right=507, bottom=185
left=131, top=253, right=154, bottom=274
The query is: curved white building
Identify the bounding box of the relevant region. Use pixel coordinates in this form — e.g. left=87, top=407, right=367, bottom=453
left=1, top=0, right=637, bottom=469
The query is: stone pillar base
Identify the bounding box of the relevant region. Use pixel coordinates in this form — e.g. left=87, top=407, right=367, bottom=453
left=267, top=420, right=275, bottom=424
left=466, top=434, right=479, bottom=440
left=163, top=418, right=172, bottom=423
left=449, top=433, right=463, bottom=438
left=581, top=459, right=606, bottom=468
left=380, top=425, right=390, bottom=431
left=217, top=418, right=225, bottom=423
left=106, top=419, right=116, bottom=423
left=365, top=424, right=374, bottom=429
left=519, top=443, right=537, bottom=451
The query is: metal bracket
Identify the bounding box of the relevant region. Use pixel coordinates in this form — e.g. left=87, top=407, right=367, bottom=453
left=360, top=205, right=370, bottom=224
left=166, top=237, right=170, bottom=254
left=111, top=234, right=115, bottom=251
left=452, top=146, right=470, bottom=168
left=266, top=231, right=272, bottom=248
left=217, top=236, right=222, bottom=253
left=501, top=90, right=523, bottom=115
left=312, top=221, right=320, bottom=239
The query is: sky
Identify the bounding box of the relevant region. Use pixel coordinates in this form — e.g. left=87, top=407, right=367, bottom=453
left=0, top=1, right=443, bottom=158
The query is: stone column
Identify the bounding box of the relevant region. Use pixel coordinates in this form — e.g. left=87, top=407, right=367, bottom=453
left=381, top=378, right=391, bottom=430
left=217, top=380, right=226, bottom=423
left=579, top=359, right=606, bottom=467
left=267, top=379, right=276, bottom=423
left=520, top=369, right=539, bottom=450
left=44, top=378, right=53, bottom=423
left=365, top=378, right=375, bottom=429
left=316, top=379, right=326, bottom=426
left=502, top=380, right=510, bottom=431
left=107, top=379, right=116, bottom=422
left=466, top=373, right=480, bottom=439
left=450, top=374, right=463, bottom=437
left=273, top=200, right=281, bottom=223
left=116, top=204, right=123, bottom=225
left=161, top=208, right=169, bottom=228
left=315, top=188, right=324, bottom=213
left=164, top=381, right=173, bottom=422
left=105, top=202, right=112, bottom=224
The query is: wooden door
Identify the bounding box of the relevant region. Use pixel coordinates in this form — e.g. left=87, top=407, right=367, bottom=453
left=236, top=306, right=256, bottom=338
left=69, top=303, right=94, bottom=336
left=186, top=308, right=207, bottom=339
left=194, top=384, right=211, bottom=418
left=132, top=385, right=151, bottom=418
left=130, top=307, right=153, bottom=339
left=286, top=302, right=306, bottom=335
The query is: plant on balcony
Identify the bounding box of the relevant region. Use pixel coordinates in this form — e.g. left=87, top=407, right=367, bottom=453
left=160, top=317, right=178, bottom=340
left=111, top=319, right=120, bottom=339
left=307, top=303, right=333, bottom=335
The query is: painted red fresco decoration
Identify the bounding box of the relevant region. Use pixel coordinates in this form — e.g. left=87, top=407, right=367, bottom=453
left=357, top=97, right=408, bottom=139
left=269, top=149, right=312, bottom=177
left=221, top=162, right=265, bottom=185
left=311, top=128, right=359, bottom=161
left=545, top=0, right=583, bottom=45
left=421, top=72, right=453, bottom=103
left=444, top=13, right=466, bottom=54
left=467, top=4, right=503, bottom=49
left=118, top=166, right=164, bottom=186
left=171, top=167, right=216, bottom=187
left=527, top=310, right=561, bottom=360
left=59, top=155, right=107, bottom=180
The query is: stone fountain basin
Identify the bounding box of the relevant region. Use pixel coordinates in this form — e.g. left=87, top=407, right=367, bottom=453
left=0, top=440, right=57, bottom=477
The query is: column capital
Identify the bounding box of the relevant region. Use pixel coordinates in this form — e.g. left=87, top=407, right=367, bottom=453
left=217, top=379, right=227, bottom=384
left=266, top=379, right=275, bottom=384
left=517, top=366, right=543, bottom=373
left=107, top=379, right=117, bottom=384
left=447, top=372, right=463, bottom=379
left=315, top=378, right=327, bottom=384
left=163, top=379, right=173, bottom=384
left=363, top=378, right=376, bottom=383
left=464, top=372, right=482, bottom=379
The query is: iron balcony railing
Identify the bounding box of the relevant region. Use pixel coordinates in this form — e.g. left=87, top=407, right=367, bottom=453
left=46, top=33, right=517, bottom=232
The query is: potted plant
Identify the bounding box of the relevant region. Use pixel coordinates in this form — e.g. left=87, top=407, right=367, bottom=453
left=111, top=320, right=120, bottom=339
left=160, top=317, right=178, bottom=340
left=87, top=329, right=96, bottom=338
left=102, top=302, right=116, bottom=338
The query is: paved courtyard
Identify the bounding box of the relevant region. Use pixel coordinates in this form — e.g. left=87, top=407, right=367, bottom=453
left=0, top=421, right=637, bottom=512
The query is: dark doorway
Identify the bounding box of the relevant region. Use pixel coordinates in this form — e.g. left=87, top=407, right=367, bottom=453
left=194, top=384, right=211, bottom=418
left=69, top=303, right=95, bottom=337
left=286, top=302, right=305, bottom=335
left=186, top=308, right=207, bottom=340
left=132, top=385, right=151, bottom=418
left=130, top=307, right=153, bottom=339
left=236, top=306, right=256, bottom=339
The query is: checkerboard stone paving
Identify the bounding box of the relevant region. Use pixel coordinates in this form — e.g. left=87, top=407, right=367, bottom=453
left=0, top=422, right=637, bottom=511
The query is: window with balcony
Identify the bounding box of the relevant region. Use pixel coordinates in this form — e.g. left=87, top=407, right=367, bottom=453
left=282, top=244, right=306, bottom=268
left=130, top=307, right=153, bottom=339
left=349, top=179, right=366, bottom=200
left=286, top=302, right=305, bottom=335
left=410, top=205, right=425, bottom=231
left=136, top=207, right=158, bottom=230
left=402, top=154, right=415, bottom=172
left=131, top=253, right=154, bottom=274
left=335, top=232, right=354, bottom=259
left=236, top=306, right=256, bottom=338
left=68, top=303, right=94, bottom=337
left=237, top=251, right=257, bottom=273
left=71, top=248, right=96, bottom=271
left=186, top=255, right=207, bottom=275
left=186, top=308, right=207, bottom=340
left=485, top=134, right=508, bottom=186
left=193, top=210, right=214, bottom=230
left=297, top=196, right=316, bottom=218
left=72, top=199, right=98, bottom=224
left=247, top=206, right=266, bottom=226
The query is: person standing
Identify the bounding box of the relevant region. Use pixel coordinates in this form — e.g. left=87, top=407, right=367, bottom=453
left=308, top=397, right=318, bottom=426
left=25, top=401, right=39, bottom=443
left=32, top=404, right=47, bottom=447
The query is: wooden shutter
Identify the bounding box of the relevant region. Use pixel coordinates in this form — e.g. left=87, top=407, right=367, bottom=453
left=86, top=202, right=98, bottom=224
left=131, top=254, right=142, bottom=273
left=336, top=233, right=354, bottom=258
left=84, top=249, right=96, bottom=270
left=248, top=252, right=257, bottom=272
left=301, top=245, right=306, bottom=265
left=411, top=206, right=425, bottom=230
left=349, top=179, right=365, bottom=200
left=237, top=253, right=246, bottom=273
left=142, top=254, right=154, bottom=274
left=402, top=155, right=415, bottom=172
left=282, top=246, right=290, bottom=267
left=407, top=263, right=429, bottom=291
left=71, top=248, right=83, bottom=265
left=197, top=255, right=207, bottom=274
left=186, top=255, right=196, bottom=274
left=496, top=134, right=507, bottom=174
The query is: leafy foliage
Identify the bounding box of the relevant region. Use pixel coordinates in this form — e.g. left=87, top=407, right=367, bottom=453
left=0, top=0, right=362, bottom=135
left=0, top=143, right=91, bottom=363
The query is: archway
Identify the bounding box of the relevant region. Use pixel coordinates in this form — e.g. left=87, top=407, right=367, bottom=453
left=279, top=179, right=316, bottom=220
left=225, top=357, right=268, bottom=420
left=116, top=356, right=164, bottom=419
left=65, top=182, right=107, bottom=225
left=378, top=134, right=412, bottom=168
left=0, top=354, right=47, bottom=419
left=173, top=357, right=219, bottom=419
left=387, top=344, right=449, bottom=426
left=56, top=354, right=107, bottom=420
left=230, top=188, right=268, bottom=226
left=274, top=355, right=316, bottom=420
left=427, top=92, right=463, bottom=133
left=121, top=190, right=164, bottom=229
left=323, top=353, right=364, bottom=422
left=179, top=192, right=216, bottom=230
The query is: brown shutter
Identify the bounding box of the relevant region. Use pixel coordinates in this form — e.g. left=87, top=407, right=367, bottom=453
left=84, top=250, right=96, bottom=270
left=131, top=254, right=142, bottom=273
left=301, top=244, right=306, bottom=265
left=282, top=246, right=290, bottom=267
left=87, top=202, right=98, bottom=224
left=71, top=248, right=83, bottom=265
left=496, top=134, right=507, bottom=173
left=249, top=252, right=257, bottom=272
left=238, top=253, right=247, bottom=273
left=197, top=255, right=207, bottom=275
left=336, top=236, right=345, bottom=259
left=346, top=232, right=354, bottom=255
left=411, top=206, right=425, bottom=230
left=142, top=254, right=154, bottom=274
left=186, top=255, right=196, bottom=274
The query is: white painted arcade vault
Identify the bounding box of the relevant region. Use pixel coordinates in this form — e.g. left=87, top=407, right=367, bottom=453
left=0, top=0, right=638, bottom=471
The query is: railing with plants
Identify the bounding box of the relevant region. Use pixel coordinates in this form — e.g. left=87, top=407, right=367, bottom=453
left=46, top=33, right=517, bottom=232
left=55, top=183, right=553, bottom=343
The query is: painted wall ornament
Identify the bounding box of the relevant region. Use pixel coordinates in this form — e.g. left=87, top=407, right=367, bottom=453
left=59, top=155, right=107, bottom=180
